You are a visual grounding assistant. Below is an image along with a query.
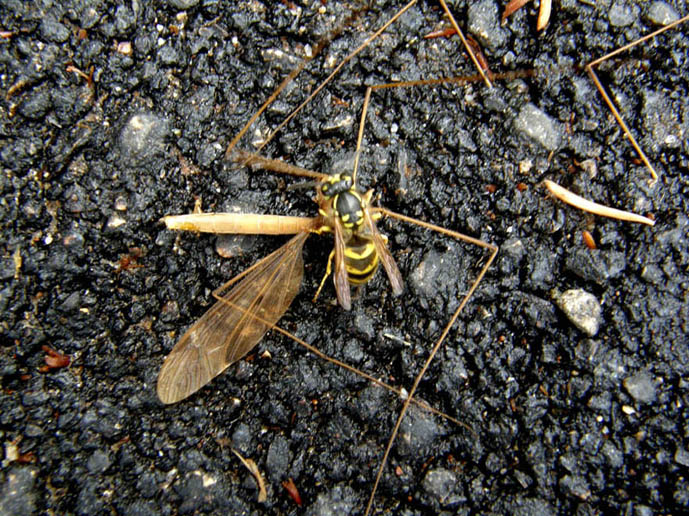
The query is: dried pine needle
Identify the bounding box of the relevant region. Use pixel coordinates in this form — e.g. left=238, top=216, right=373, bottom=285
left=232, top=449, right=267, bottom=502
left=543, top=179, right=655, bottom=226
left=537, top=0, right=552, bottom=30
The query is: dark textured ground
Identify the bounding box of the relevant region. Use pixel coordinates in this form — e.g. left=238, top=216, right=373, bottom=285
left=1, top=1, right=688, bottom=514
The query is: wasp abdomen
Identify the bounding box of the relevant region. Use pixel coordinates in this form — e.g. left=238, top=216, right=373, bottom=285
left=343, top=237, right=379, bottom=285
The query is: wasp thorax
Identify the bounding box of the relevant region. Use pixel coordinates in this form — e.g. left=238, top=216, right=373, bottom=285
left=335, top=190, right=364, bottom=228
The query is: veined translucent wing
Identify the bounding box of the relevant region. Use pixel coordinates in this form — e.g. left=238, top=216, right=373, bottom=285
left=332, top=220, right=351, bottom=310
left=363, top=209, right=403, bottom=296
left=157, top=232, right=310, bottom=404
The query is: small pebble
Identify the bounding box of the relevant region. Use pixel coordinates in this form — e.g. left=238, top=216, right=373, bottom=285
left=423, top=468, right=460, bottom=503
left=514, top=103, right=561, bottom=151
left=87, top=450, right=112, bottom=474
left=106, top=214, right=127, bottom=230
left=554, top=289, right=602, bottom=337
left=645, top=1, right=680, bottom=25
left=467, top=0, right=506, bottom=49
left=168, top=0, right=201, bottom=8
left=119, top=112, right=169, bottom=163
left=609, top=1, right=638, bottom=27
left=674, top=447, right=689, bottom=468
left=114, top=196, right=128, bottom=211
left=40, top=17, right=70, bottom=43
left=0, top=468, right=38, bottom=514
left=623, top=371, right=657, bottom=404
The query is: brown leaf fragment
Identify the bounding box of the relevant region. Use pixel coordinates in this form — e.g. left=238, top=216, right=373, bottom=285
left=232, top=449, right=267, bottom=503
left=282, top=477, right=302, bottom=506
left=502, top=0, right=531, bottom=23
left=40, top=345, right=70, bottom=372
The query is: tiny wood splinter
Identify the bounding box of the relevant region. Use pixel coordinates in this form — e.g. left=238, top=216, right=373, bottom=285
left=544, top=179, right=655, bottom=226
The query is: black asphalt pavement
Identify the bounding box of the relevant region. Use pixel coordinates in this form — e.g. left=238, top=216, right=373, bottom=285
left=1, top=1, right=688, bottom=514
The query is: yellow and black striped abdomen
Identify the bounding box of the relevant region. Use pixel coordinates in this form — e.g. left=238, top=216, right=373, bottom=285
left=344, top=237, right=379, bottom=285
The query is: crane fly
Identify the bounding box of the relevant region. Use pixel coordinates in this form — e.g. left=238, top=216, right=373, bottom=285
left=156, top=1, right=689, bottom=513
left=157, top=0, right=502, bottom=512
left=157, top=159, right=403, bottom=405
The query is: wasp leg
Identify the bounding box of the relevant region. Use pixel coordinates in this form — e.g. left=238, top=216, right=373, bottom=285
left=313, top=250, right=335, bottom=304
left=351, top=284, right=364, bottom=303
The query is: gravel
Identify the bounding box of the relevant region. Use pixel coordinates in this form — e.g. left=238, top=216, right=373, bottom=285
left=1, top=0, right=688, bottom=514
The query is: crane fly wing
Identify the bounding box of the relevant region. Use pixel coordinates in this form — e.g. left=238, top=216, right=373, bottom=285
left=157, top=232, right=310, bottom=404
left=332, top=221, right=351, bottom=310
left=364, top=209, right=403, bottom=296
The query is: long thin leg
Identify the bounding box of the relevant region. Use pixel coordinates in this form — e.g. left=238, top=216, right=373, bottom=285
left=585, top=13, right=689, bottom=186
left=351, top=69, right=535, bottom=181
left=211, top=283, right=472, bottom=431
left=364, top=208, right=498, bottom=515
left=227, top=1, right=493, bottom=165
left=227, top=1, right=419, bottom=164
left=224, top=4, right=370, bottom=160
left=269, top=321, right=473, bottom=432
left=230, top=150, right=328, bottom=181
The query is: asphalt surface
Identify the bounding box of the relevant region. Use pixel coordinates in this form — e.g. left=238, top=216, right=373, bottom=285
left=1, top=0, right=688, bottom=514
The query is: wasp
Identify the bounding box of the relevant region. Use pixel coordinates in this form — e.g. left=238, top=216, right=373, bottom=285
left=157, top=153, right=404, bottom=405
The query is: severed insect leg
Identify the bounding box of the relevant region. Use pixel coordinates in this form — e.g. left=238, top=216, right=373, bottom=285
left=364, top=208, right=498, bottom=515
left=585, top=13, right=689, bottom=185
left=226, top=0, right=492, bottom=163
left=164, top=213, right=319, bottom=235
